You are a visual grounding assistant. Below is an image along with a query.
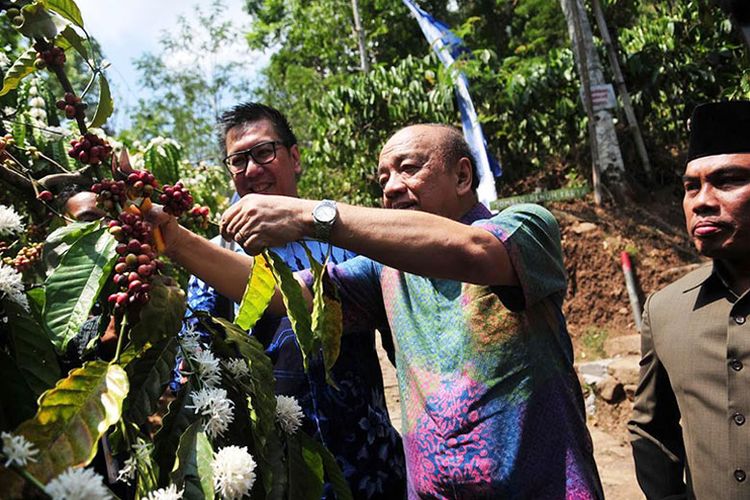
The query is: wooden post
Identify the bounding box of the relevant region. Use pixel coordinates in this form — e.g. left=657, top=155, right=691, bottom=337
left=560, top=0, right=629, bottom=203
left=591, top=0, right=653, bottom=181
left=351, top=0, right=370, bottom=73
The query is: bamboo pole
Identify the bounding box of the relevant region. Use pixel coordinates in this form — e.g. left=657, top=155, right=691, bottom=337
left=351, top=0, right=370, bottom=73
left=591, top=0, right=653, bottom=181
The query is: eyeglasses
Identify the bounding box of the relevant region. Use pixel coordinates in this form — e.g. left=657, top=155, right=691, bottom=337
left=223, top=140, right=284, bottom=175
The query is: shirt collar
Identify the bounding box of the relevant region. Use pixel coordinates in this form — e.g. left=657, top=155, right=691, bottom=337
left=458, top=202, right=492, bottom=225
left=680, top=260, right=740, bottom=300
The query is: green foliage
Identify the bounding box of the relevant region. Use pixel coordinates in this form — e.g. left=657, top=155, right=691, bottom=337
left=41, top=0, right=86, bottom=28
left=123, top=337, right=179, bottom=426
left=580, top=327, right=609, bottom=360
left=129, top=278, right=187, bottom=348
left=15, top=361, right=128, bottom=484
left=0, top=47, right=37, bottom=97
left=88, top=73, right=113, bottom=129
left=235, top=253, right=275, bottom=331
left=301, top=55, right=455, bottom=206
left=304, top=245, right=342, bottom=381
left=153, top=378, right=200, bottom=485
left=4, top=300, right=60, bottom=396
left=210, top=317, right=286, bottom=498
left=170, top=421, right=215, bottom=499
left=43, top=227, right=118, bottom=352
left=265, top=250, right=314, bottom=367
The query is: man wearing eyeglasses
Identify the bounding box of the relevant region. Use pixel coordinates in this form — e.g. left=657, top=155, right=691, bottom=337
left=180, top=103, right=406, bottom=499
left=158, top=123, right=603, bottom=498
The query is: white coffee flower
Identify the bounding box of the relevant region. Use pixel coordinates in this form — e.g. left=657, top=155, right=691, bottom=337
left=29, top=96, right=45, bottom=108
left=0, top=204, right=24, bottom=236
left=190, top=349, right=222, bottom=388
left=142, top=484, right=184, bottom=500
left=0, top=263, right=29, bottom=311
left=275, top=395, right=304, bottom=435
left=1, top=432, right=38, bottom=467
left=29, top=107, right=46, bottom=121
left=186, top=387, right=235, bottom=439
left=116, top=455, right=137, bottom=485
left=117, top=439, right=153, bottom=485
left=45, top=467, right=111, bottom=499
left=212, top=446, right=257, bottom=500
left=223, top=358, right=250, bottom=379
left=179, top=323, right=202, bottom=358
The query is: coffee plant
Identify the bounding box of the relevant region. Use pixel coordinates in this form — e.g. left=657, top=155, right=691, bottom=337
left=0, top=1, right=348, bottom=499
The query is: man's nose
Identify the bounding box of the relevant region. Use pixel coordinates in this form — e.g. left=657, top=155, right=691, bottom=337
left=242, top=159, right=264, bottom=178
left=383, top=174, right=406, bottom=198
left=692, top=183, right=719, bottom=213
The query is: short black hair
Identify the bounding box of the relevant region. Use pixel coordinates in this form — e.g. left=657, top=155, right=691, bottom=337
left=218, top=102, right=297, bottom=157
left=402, top=124, right=479, bottom=191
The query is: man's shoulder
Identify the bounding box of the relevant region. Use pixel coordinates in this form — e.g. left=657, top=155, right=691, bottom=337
left=649, top=261, right=712, bottom=310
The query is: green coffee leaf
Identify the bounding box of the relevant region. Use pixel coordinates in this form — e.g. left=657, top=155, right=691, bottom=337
left=0, top=47, right=37, bottom=97
left=17, top=361, right=129, bottom=484
left=235, top=253, right=275, bottom=331
left=43, top=227, right=118, bottom=352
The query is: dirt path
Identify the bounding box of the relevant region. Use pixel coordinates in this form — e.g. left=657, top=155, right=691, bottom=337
left=376, top=339, right=642, bottom=499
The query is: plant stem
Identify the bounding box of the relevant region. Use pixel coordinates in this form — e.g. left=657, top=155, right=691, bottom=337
left=112, top=315, right=129, bottom=364
left=12, top=466, right=50, bottom=499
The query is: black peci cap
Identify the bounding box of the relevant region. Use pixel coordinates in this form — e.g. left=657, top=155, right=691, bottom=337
left=687, top=101, right=750, bottom=163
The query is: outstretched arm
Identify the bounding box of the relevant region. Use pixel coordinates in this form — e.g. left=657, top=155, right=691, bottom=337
left=220, top=194, right=519, bottom=287
left=155, top=209, right=310, bottom=312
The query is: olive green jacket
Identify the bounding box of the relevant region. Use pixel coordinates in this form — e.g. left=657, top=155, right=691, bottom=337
left=629, top=262, right=750, bottom=500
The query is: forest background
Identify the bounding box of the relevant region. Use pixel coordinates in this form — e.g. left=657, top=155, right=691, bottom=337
left=3, top=0, right=748, bottom=215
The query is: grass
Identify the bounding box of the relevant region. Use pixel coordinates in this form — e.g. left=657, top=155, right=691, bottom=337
left=578, top=327, right=609, bottom=360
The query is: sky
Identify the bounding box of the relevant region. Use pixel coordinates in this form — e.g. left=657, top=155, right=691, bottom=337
left=73, top=0, right=267, bottom=130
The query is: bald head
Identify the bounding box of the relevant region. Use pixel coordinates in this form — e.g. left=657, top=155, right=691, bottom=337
left=377, top=124, right=478, bottom=219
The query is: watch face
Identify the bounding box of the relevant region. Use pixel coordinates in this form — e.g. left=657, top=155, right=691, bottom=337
left=315, top=204, right=336, bottom=223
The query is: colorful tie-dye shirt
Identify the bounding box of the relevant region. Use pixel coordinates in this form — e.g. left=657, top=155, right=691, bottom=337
left=301, top=203, right=603, bottom=499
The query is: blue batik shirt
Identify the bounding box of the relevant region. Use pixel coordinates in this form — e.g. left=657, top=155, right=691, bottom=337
left=184, top=236, right=406, bottom=499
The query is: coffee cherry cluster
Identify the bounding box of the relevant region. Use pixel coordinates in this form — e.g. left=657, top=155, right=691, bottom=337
left=55, top=93, right=85, bottom=119
left=34, top=45, right=65, bottom=69
left=159, top=182, right=194, bottom=217
left=4, top=243, right=44, bottom=273
left=107, top=214, right=163, bottom=310
left=92, top=179, right=126, bottom=213
left=125, top=170, right=158, bottom=199
left=185, top=205, right=211, bottom=230
left=68, top=133, right=112, bottom=165
left=107, top=212, right=152, bottom=245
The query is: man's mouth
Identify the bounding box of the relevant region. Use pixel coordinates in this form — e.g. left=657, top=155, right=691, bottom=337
left=693, top=220, right=730, bottom=238
left=391, top=201, right=418, bottom=210
left=249, top=182, right=274, bottom=193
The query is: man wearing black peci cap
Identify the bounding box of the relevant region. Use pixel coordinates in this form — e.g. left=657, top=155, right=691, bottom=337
left=629, top=100, right=750, bottom=499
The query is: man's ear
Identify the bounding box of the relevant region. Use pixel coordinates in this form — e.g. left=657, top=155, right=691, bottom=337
left=289, top=144, right=302, bottom=175
left=456, top=157, right=473, bottom=195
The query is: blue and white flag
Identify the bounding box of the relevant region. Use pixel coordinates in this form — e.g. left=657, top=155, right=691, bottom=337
left=402, top=0, right=501, bottom=207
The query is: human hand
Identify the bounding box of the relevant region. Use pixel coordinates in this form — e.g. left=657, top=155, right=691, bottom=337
left=143, top=202, right=183, bottom=258
left=219, top=194, right=313, bottom=255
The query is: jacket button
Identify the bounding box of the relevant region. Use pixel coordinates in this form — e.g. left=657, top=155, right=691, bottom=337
left=736, top=316, right=747, bottom=325
left=731, top=359, right=744, bottom=371
left=736, top=469, right=747, bottom=482
left=735, top=413, right=747, bottom=426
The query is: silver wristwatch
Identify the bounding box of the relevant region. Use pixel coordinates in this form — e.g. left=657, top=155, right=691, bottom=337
left=311, top=199, right=337, bottom=241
